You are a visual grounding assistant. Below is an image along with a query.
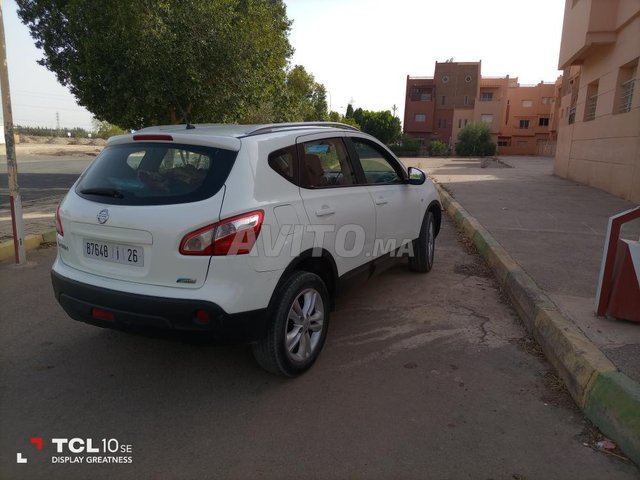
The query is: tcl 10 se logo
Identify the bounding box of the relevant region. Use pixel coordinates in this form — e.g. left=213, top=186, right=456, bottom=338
left=17, top=437, right=133, bottom=464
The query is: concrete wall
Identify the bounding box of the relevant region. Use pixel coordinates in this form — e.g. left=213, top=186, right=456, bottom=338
left=555, top=0, right=640, bottom=203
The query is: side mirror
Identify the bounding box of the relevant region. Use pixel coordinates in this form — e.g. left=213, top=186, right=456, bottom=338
left=407, top=166, right=426, bottom=185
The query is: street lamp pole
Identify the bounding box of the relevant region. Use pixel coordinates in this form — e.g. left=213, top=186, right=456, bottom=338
left=0, top=3, right=26, bottom=264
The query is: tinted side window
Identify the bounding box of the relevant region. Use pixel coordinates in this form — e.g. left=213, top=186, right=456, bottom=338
left=268, top=145, right=297, bottom=184
left=300, top=138, right=356, bottom=188
left=352, top=139, right=403, bottom=184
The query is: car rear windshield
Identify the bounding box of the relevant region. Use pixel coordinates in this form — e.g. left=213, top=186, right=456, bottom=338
left=75, top=142, right=237, bottom=205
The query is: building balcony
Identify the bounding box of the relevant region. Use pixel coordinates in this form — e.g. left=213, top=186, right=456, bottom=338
left=558, top=0, right=629, bottom=68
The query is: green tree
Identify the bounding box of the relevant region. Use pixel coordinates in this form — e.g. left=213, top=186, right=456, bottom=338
left=352, top=109, right=401, bottom=144
left=92, top=119, right=126, bottom=139
left=16, top=0, right=293, bottom=129
left=345, top=104, right=354, bottom=119
left=280, top=65, right=328, bottom=122
left=455, top=122, right=497, bottom=157
left=427, top=140, right=449, bottom=156
left=328, top=111, right=341, bottom=122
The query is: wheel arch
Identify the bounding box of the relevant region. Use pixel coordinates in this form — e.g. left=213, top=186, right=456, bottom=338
left=427, top=200, right=442, bottom=236
left=268, top=248, right=339, bottom=313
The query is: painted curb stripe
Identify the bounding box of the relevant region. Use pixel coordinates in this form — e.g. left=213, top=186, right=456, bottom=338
left=0, top=229, right=56, bottom=262
left=435, top=183, right=640, bottom=466
left=585, top=372, right=640, bottom=465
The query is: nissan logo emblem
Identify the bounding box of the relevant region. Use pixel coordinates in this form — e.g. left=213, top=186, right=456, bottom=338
left=97, top=209, right=110, bottom=224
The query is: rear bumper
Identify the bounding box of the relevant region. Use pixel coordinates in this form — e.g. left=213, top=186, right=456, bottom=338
left=51, top=270, right=268, bottom=342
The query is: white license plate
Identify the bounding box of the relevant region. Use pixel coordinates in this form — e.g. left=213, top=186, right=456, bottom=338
left=83, top=239, right=144, bottom=267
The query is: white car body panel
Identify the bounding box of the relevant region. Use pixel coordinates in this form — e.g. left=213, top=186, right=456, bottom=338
left=58, top=188, right=225, bottom=289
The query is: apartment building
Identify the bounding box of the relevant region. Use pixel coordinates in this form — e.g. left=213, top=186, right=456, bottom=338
left=404, top=62, right=559, bottom=155
left=404, top=61, right=480, bottom=148
left=489, top=80, right=559, bottom=156
left=404, top=77, right=436, bottom=143
left=555, top=0, right=640, bottom=203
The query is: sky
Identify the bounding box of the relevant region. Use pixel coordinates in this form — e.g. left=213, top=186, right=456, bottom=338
left=0, top=0, right=566, bottom=130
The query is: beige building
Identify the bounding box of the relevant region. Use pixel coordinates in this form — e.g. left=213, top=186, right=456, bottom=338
left=472, top=77, right=559, bottom=156
left=555, top=0, right=640, bottom=203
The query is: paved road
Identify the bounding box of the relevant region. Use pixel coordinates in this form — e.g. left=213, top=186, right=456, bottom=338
left=1, top=217, right=636, bottom=479
left=0, top=153, right=93, bottom=206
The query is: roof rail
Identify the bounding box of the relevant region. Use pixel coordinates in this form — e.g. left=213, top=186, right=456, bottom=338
left=243, top=122, right=360, bottom=137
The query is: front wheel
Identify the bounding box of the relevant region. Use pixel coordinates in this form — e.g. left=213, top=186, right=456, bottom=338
left=408, top=211, right=435, bottom=273
left=252, top=272, right=330, bottom=377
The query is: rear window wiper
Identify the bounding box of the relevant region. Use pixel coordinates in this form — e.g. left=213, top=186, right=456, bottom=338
left=80, top=187, right=126, bottom=199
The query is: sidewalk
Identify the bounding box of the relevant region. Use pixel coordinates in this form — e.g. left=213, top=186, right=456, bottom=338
left=403, top=155, right=640, bottom=463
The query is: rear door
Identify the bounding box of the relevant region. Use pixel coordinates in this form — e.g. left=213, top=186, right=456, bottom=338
left=296, top=134, right=376, bottom=275
left=58, top=140, right=237, bottom=289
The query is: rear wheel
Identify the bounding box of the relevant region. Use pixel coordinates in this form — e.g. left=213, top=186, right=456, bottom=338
left=408, top=211, right=435, bottom=273
left=252, top=271, right=329, bottom=377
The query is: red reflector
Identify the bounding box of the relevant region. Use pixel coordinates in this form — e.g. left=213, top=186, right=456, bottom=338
left=92, top=308, right=115, bottom=322
left=132, top=134, right=173, bottom=141
left=195, top=309, right=210, bottom=325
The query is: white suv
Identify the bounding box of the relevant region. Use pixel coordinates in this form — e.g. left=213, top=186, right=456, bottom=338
left=51, top=122, right=441, bottom=376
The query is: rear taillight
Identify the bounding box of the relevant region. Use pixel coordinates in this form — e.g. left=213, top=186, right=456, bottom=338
left=55, top=203, right=64, bottom=236
left=179, top=210, right=264, bottom=256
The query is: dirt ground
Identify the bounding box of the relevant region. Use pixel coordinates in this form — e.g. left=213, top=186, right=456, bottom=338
left=11, top=140, right=105, bottom=157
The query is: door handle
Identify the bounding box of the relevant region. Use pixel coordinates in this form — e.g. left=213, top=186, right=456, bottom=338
left=374, top=197, right=388, bottom=205
left=315, top=206, right=335, bottom=217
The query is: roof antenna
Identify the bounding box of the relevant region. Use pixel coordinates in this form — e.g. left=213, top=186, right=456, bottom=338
left=166, top=86, right=195, bottom=130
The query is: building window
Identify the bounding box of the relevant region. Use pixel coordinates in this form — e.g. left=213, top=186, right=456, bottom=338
left=619, top=79, right=636, bottom=113
left=498, top=137, right=511, bottom=147
left=542, top=97, right=553, bottom=104
left=442, top=75, right=449, bottom=83
left=568, top=107, right=576, bottom=124
left=415, top=114, right=426, bottom=122
left=441, top=95, right=446, bottom=106
left=464, top=95, right=469, bottom=105
left=584, top=80, right=599, bottom=121
left=521, top=100, right=533, bottom=108
left=464, top=119, right=468, bottom=126
left=410, top=86, right=433, bottom=102
left=458, top=119, right=462, bottom=128
left=480, top=114, right=493, bottom=124
left=519, top=119, right=530, bottom=129
left=614, top=59, right=637, bottom=114
left=480, top=92, right=493, bottom=102
left=538, top=117, right=550, bottom=127
left=437, top=118, right=447, bottom=129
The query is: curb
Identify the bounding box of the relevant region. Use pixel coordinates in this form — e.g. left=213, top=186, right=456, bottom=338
left=435, top=183, right=640, bottom=465
left=0, top=229, right=57, bottom=263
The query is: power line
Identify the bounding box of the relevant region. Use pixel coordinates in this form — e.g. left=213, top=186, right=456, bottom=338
left=13, top=88, right=79, bottom=100
left=12, top=103, right=86, bottom=112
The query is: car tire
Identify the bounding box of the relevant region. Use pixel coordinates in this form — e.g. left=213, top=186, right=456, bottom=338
left=408, top=211, right=435, bottom=273
left=252, top=271, right=330, bottom=377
